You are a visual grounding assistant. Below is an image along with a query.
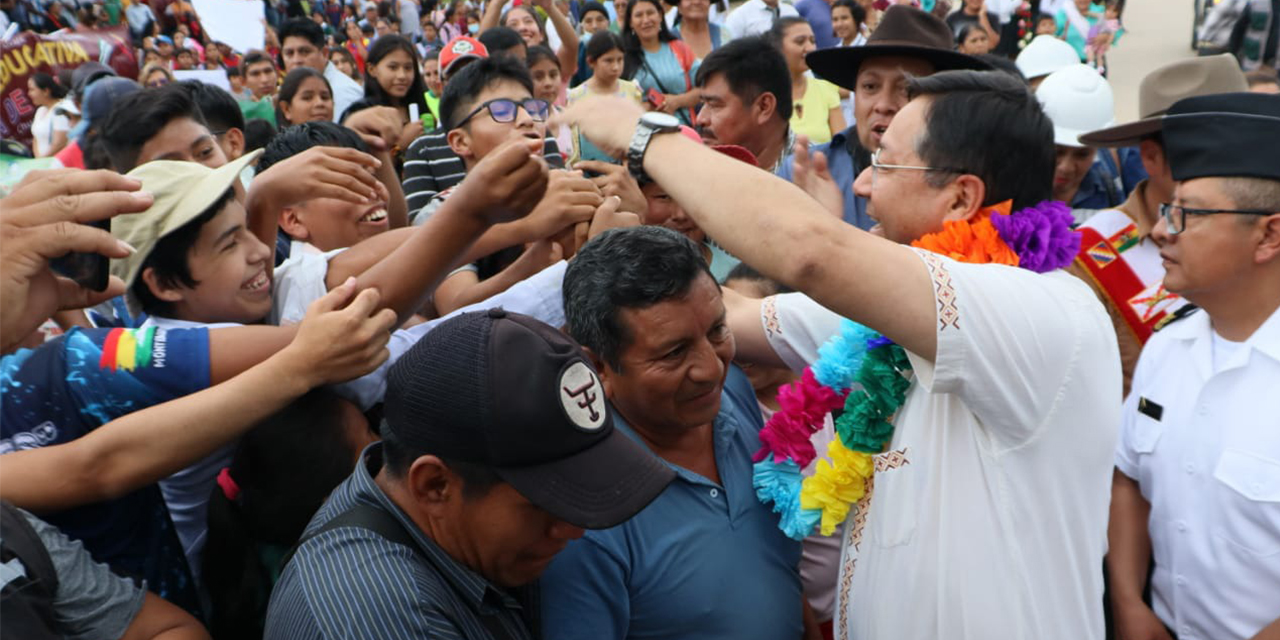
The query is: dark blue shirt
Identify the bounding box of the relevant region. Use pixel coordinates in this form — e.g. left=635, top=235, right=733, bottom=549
left=539, top=366, right=803, bottom=639
left=1074, top=155, right=1122, bottom=211
left=778, top=125, right=874, bottom=230
left=796, top=0, right=839, bottom=48
left=1074, top=147, right=1148, bottom=212
left=1105, top=145, right=1149, bottom=197
left=1, top=327, right=212, bottom=616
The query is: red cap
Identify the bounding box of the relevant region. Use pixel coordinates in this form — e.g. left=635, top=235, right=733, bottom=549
left=711, top=144, right=758, bottom=167
left=439, top=36, right=489, bottom=78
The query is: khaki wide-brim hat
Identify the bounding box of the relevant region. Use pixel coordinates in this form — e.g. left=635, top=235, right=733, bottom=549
left=1078, top=54, right=1248, bottom=147
left=112, top=150, right=262, bottom=310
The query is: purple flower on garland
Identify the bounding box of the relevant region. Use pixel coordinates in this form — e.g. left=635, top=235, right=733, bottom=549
left=866, top=335, right=894, bottom=350
left=990, top=200, right=1081, bottom=273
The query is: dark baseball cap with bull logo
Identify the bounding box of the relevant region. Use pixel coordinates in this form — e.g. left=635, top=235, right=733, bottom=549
left=382, top=308, right=675, bottom=529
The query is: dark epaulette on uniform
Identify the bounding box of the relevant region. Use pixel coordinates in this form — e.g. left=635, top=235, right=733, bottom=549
left=1153, top=304, right=1201, bottom=332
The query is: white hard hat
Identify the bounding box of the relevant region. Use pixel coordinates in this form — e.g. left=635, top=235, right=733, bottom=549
left=1036, top=64, right=1115, bottom=148
left=1016, top=35, right=1081, bottom=81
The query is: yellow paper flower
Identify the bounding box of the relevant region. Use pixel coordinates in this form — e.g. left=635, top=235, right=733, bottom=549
left=799, top=440, right=875, bottom=535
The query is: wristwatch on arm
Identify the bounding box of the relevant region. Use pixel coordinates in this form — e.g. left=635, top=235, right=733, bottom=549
left=626, top=112, right=683, bottom=184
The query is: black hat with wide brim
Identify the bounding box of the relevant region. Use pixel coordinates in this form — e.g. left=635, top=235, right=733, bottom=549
left=806, top=5, right=991, bottom=91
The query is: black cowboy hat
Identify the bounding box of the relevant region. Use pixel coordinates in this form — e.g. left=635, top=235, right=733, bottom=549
left=806, top=5, right=990, bottom=91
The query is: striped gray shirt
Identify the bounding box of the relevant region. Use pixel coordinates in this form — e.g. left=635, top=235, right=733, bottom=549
left=264, top=444, right=538, bottom=640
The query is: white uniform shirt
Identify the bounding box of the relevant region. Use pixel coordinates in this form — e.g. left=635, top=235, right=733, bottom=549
left=1116, top=306, right=1280, bottom=640
left=762, top=249, right=1121, bottom=640
left=723, top=0, right=798, bottom=40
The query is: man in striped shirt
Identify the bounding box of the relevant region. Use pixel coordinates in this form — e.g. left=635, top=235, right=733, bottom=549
left=401, top=37, right=567, bottom=224
left=264, top=310, right=674, bottom=639
left=402, top=127, right=566, bottom=224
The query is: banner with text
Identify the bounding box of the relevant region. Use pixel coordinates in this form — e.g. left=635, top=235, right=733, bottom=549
left=0, top=27, right=137, bottom=151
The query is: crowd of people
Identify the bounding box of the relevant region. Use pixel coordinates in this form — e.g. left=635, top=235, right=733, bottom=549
left=1, top=0, right=1279, bottom=638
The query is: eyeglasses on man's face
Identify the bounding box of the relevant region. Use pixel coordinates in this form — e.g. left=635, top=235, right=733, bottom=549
left=1158, top=202, right=1277, bottom=235
left=452, top=98, right=550, bottom=129
left=868, top=148, right=965, bottom=187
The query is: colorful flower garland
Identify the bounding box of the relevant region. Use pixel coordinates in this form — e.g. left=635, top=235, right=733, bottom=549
left=753, top=200, right=1080, bottom=540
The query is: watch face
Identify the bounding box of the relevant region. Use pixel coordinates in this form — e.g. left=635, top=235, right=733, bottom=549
left=641, top=112, right=682, bottom=129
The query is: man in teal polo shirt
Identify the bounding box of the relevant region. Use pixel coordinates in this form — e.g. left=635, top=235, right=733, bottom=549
left=542, top=226, right=807, bottom=639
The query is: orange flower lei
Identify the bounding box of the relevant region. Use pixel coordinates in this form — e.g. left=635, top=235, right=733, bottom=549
left=909, top=202, right=1020, bottom=267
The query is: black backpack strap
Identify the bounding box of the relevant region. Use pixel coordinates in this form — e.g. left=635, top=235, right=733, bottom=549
left=1, top=501, right=64, bottom=640
left=283, top=503, right=523, bottom=640
left=281, top=502, right=414, bottom=570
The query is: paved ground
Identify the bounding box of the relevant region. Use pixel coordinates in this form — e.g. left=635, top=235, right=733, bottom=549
left=1106, top=0, right=1200, bottom=122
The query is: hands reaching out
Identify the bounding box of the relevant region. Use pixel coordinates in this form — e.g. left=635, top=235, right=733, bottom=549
left=280, top=278, right=399, bottom=387
left=452, top=137, right=551, bottom=226
left=789, top=135, right=844, bottom=219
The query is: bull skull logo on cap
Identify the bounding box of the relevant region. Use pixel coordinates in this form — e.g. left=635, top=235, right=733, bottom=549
left=560, top=361, right=606, bottom=431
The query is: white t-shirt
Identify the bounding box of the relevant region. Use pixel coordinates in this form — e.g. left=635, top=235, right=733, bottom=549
left=31, top=104, right=70, bottom=156
left=268, top=240, right=345, bottom=326
left=324, top=61, right=366, bottom=123
left=1116, top=307, right=1280, bottom=640
left=723, top=0, right=799, bottom=40
left=762, top=249, right=1121, bottom=639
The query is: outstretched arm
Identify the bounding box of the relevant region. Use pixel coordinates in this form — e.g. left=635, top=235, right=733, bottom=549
left=557, top=98, right=940, bottom=360
left=479, top=0, right=509, bottom=32
left=534, top=0, right=579, bottom=78
left=330, top=138, right=550, bottom=325
left=0, top=281, right=396, bottom=513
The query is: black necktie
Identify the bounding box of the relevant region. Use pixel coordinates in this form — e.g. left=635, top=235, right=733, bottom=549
left=769, top=3, right=780, bottom=21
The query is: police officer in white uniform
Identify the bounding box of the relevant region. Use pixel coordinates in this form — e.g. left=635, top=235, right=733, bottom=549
left=1108, top=92, right=1280, bottom=640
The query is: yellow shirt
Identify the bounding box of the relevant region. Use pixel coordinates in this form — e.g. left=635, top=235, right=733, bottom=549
left=790, top=78, right=842, bottom=145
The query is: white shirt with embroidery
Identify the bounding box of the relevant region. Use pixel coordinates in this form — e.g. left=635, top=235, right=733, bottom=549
left=760, top=248, right=1120, bottom=640
left=1116, top=306, right=1280, bottom=640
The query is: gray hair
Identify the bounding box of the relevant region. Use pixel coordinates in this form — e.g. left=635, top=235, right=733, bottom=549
left=564, top=227, right=715, bottom=370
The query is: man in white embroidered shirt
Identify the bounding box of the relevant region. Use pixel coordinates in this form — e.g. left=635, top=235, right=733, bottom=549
left=1108, top=93, right=1280, bottom=640
left=559, top=70, right=1120, bottom=639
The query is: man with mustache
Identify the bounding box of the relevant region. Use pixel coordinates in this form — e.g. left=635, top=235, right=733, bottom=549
left=780, top=5, right=988, bottom=229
